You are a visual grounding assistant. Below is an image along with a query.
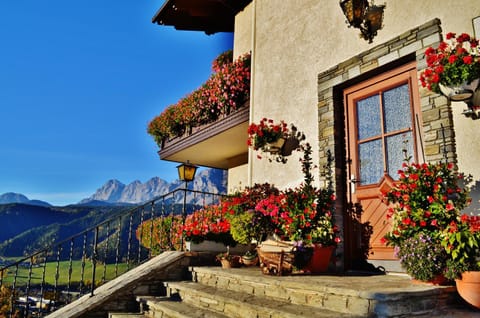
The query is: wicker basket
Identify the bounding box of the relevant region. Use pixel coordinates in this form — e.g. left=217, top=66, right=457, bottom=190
left=256, top=240, right=296, bottom=276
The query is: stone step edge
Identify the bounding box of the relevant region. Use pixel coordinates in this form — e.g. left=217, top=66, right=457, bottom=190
left=189, top=266, right=456, bottom=301
left=143, top=298, right=230, bottom=318
left=164, top=281, right=358, bottom=318
left=108, top=313, right=145, bottom=318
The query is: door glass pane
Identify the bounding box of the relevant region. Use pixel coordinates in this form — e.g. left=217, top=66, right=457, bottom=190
left=357, top=95, right=381, bottom=140
left=383, top=84, right=412, bottom=133
left=386, top=132, right=413, bottom=179
left=359, top=139, right=383, bottom=185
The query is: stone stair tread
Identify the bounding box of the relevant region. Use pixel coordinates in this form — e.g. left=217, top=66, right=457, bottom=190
left=146, top=298, right=230, bottom=318
left=108, top=313, right=146, bottom=318
left=166, top=281, right=360, bottom=318
left=190, top=266, right=455, bottom=299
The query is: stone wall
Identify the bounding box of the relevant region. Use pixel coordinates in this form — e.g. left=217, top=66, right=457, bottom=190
left=46, top=252, right=215, bottom=318
left=317, top=19, right=454, bottom=270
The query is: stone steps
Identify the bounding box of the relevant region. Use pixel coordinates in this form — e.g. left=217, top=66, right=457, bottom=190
left=108, top=313, right=146, bottom=318
left=118, top=263, right=475, bottom=318
left=135, top=266, right=461, bottom=317
left=189, top=267, right=457, bottom=317
left=141, top=295, right=230, bottom=318
left=161, top=281, right=355, bottom=318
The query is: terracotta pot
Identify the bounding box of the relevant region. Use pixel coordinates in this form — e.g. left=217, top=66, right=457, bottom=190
left=411, top=274, right=450, bottom=286
left=303, top=245, right=334, bottom=274
left=220, top=259, right=232, bottom=269
left=241, top=256, right=259, bottom=267
left=219, top=256, right=241, bottom=269
left=455, top=271, right=480, bottom=309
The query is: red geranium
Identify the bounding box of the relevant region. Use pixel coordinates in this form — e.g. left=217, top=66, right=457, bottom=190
left=419, top=32, right=480, bottom=93
left=383, top=160, right=471, bottom=246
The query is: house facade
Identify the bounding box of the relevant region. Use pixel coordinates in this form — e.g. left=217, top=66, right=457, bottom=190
left=153, top=0, right=480, bottom=272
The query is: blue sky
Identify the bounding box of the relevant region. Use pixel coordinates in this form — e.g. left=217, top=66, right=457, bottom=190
left=0, top=1, right=233, bottom=206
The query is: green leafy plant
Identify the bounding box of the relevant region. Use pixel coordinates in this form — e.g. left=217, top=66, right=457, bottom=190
left=442, top=214, right=480, bottom=280
left=420, top=32, right=480, bottom=93
left=223, top=183, right=280, bottom=245
left=136, top=215, right=183, bottom=254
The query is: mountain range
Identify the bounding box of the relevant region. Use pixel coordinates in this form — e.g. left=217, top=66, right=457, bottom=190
left=0, top=168, right=227, bottom=258
left=1, top=168, right=227, bottom=207
left=0, top=192, right=51, bottom=207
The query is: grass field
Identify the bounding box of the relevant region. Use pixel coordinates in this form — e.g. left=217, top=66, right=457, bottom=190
left=1, top=260, right=129, bottom=287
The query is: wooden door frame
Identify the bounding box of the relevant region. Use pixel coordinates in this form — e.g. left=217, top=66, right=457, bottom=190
left=342, top=61, right=424, bottom=267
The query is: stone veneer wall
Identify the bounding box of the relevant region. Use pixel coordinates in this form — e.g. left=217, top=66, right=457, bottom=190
left=317, top=19, right=454, bottom=271
left=46, top=252, right=215, bottom=318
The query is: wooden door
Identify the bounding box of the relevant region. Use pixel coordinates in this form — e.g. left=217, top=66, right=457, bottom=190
left=344, top=62, right=423, bottom=260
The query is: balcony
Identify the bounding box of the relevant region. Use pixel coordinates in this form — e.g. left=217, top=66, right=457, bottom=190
left=148, top=51, right=251, bottom=170
left=159, top=103, right=249, bottom=169
left=152, top=0, right=252, bottom=35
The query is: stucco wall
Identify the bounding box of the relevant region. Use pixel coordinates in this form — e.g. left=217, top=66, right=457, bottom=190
left=227, top=163, right=249, bottom=194
left=233, top=1, right=480, bottom=197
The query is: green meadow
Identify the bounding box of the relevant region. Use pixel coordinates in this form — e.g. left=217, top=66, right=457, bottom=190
left=1, top=260, right=129, bottom=287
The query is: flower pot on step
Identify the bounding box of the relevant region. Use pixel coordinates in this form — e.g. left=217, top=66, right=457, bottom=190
left=455, top=271, right=480, bottom=309
left=303, top=245, right=334, bottom=274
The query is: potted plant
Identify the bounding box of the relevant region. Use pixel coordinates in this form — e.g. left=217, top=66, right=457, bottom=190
left=223, top=183, right=280, bottom=246
left=382, top=159, right=471, bottom=283
left=241, top=250, right=259, bottom=266
left=420, top=32, right=480, bottom=101
left=441, top=214, right=480, bottom=308
left=180, top=204, right=238, bottom=252
left=247, top=118, right=289, bottom=154
left=395, top=233, right=448, bottom=284
left=253, top=139, right=340, bottom=274
left=216, top=248, right=241, bottom=269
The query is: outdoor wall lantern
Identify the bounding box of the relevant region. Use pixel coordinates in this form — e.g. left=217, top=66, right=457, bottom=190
left=177, top=161, right=198, bottom=182
left=177, top=160, right=198, bottom=251
left=340, top=0, right=385, bottom=43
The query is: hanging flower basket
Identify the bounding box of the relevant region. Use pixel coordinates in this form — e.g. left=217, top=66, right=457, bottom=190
left=438, top=78, right=480, bottom=101
left=264, top=137, right=285, bottom=153
left=420, top=32, right=480, bottom=101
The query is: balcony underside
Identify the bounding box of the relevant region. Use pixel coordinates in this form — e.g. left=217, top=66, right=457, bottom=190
left=152, top=0, right=252, bottom=34
left=159, top=106, right=249, bottom=169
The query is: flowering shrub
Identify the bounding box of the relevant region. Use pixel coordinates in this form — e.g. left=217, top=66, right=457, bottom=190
left=420, top=32, right=480, bottom=93
left=382, top=159, right=475, bottom=281
left=247, top=118, right=289, bottom=151
left=148, top=51, right=251, bottom=145
left=255, top=184, right=339, bottom=246
left=246, top=123, right=338, bottom=247
left=136, top=215, right=183, bottom=254
left=222, top=183, right=280, bottom=244
left=395, top=233, right=448, bottom=282
left=442, top=214, right=480, bottom=280
left=212, top=50, right=233, bottom=72
left=382, top=161, right=470, bottom=247
left=180, top=204, right=236, bottom=246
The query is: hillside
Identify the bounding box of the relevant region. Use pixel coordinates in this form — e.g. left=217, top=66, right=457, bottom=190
left=0, top=204, right=89, bottom=243
left=0, top=168, right=227, bottom=258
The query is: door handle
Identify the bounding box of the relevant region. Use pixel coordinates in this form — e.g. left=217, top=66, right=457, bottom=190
left=350, top=174, right=358, bottom=193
